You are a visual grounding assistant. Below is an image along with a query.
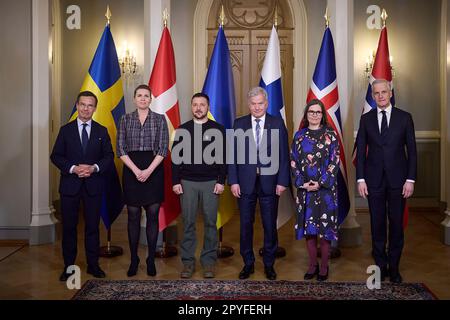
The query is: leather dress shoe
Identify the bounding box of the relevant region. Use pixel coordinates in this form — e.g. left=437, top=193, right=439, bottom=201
left=380, top=266, right=389, bottom=282
left=304, top=264, right=319, bottom=280
left=238, top=264, right=254, bottom=279
left=59, top=269, right=73, bottom=282
left=264, top=266, right=277, bottom=280
left=146, top=258, right=156, bottom=276
left=87, top=266, right=106, bottom=278
left=127, top=257, right=140, bottom=277
left=317, top=267, right=329, bottom=282
left=390, top=272, right=403, bottom=284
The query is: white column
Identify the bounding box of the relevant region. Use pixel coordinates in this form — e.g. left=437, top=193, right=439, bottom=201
left=144, top=0, right=171, bottom=81
left=441, top=0, right=450, bottom=245
left=328, top=0, right=362, bottom=246
left=30, top=0, right=57, bottom=245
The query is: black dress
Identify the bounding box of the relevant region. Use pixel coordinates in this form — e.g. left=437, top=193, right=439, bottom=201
left=122, top=151, right=164, bottom=206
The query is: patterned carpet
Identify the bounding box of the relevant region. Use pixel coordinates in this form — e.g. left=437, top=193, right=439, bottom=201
left=72, top=279, right=437, bottom=300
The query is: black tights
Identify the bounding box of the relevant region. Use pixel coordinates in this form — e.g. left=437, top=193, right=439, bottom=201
left=127, top=203, right=160, bottom=264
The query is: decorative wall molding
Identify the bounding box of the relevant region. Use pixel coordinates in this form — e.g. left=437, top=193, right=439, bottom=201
left=219, top=0, right=289, bottom=29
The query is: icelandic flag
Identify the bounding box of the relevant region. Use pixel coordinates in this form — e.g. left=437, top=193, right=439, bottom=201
left=202, top=25, right=238, bottom=228
left=306, top=27, right=350, bottom=225
left=259, top=25, right=295, bottom=229
left=69, top=24, right=125, bottom=229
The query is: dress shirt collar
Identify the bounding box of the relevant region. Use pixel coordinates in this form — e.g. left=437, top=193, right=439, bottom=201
left=77, top=118, right=92, bottom=127
left=377, top=104, right=392, bottom=115
left=132, top=108, right=151, bottom=119
left=251, top=114, right=266, bottom=125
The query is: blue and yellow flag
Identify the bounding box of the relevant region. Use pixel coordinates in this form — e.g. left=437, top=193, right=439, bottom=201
left=202, top=25, right=237, bottom=229
left=69, top=24, right=125, bottom=229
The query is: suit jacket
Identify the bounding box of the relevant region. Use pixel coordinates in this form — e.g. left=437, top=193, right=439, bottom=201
left=50, top=120, right=114, bottom=196
left=356, top=107, right=417, bottom=189
left=228, top=113, right=290, bottom=195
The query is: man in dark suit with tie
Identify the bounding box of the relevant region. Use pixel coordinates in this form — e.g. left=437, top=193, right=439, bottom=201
left=51, top=91, right=114, bottom=281
left=356, top=79, right=417, bottom=283
left=228, top=87, right=290, bottom=280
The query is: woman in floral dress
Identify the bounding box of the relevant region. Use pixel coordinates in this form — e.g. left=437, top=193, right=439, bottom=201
left=290, top=99, right=340, bottom=281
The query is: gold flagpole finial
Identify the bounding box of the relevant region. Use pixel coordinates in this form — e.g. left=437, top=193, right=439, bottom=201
left=274, top=3, right=279, bottom=27
left=324, top=7, right=330, bottom=28
left=163, top=8, right=169, bottom=28
left=105, top=5, right=112, bottom=25
left=381, top=9, right=388, bottom=27
left=219, top=5, right=225, bottom=27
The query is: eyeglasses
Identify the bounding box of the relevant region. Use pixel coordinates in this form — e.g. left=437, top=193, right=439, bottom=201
left=78, top=103, right=96, bottom=109
left=307, top=110, right=323, bottom=116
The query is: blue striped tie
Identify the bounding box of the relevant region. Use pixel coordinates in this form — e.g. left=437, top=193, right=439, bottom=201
left=255, top=119, right=261, bottom=150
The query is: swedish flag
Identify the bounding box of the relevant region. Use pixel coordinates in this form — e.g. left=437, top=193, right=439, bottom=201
left=69, top=24, right=125, bottom=228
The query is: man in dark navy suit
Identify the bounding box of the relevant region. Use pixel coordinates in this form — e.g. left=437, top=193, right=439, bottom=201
left=228, top=87, right=289, bottom=280
left=51, top=91, right=114, bottom=281
left=356, top=79, right=417, bottom=283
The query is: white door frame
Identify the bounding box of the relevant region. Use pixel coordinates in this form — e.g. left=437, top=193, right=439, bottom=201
left=193, top=0, right=308, bottom=130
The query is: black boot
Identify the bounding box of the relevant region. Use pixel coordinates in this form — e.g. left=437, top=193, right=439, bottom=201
left=127, top=257, right=140, bottom=277
left=147, top=258, right=156, bottom=276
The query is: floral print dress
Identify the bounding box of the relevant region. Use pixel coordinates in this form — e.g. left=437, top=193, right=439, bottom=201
left=290, top=126, right=340, bottom=241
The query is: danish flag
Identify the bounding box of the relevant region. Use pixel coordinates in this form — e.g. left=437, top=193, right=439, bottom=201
left=149, top=27, right=181, bottom=231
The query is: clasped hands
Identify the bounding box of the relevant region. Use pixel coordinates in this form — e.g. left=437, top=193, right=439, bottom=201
left=73, top=164, right=95, bottom=178
left=133, top=167, right=153, bottom=183
left=302, top=180, right=320, bottom=192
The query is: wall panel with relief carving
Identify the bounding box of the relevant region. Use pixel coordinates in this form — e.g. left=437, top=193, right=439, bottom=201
left=207, top=0, right=294, bottom=138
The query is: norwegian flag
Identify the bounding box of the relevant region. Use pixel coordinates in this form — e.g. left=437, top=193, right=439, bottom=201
left=353, top=26, right=409, bottom=228
left=149, top=27, right=181, bottom=231
left=352, top=26, right=394, bottom=164
left=305, top=27, right=350, bottom=225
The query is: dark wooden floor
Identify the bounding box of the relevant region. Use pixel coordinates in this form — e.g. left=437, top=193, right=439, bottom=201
left=0, top=210, right=449, bottom=299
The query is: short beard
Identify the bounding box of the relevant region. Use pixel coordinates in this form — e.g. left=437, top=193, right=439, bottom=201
left=194, top=113, right=207, bottom=120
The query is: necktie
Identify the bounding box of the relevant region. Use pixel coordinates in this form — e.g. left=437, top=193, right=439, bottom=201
left=81, top=123, right=88, bottom=154
left=255, top=119, right=261, bottom=150
left=381, top=110, right=388, bottom=137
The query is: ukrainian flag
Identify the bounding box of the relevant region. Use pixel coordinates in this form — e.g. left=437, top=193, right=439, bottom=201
left=69, top=24, right=125, bottom=228
left=202, top=25, right=237, bottom=228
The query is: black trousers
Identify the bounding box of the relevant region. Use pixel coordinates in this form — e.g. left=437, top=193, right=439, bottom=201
left=367, top=174, right=405, bottom=272
left=60, top=184, right=101, bottom=269
left=238, top=176, right=279, bottom=268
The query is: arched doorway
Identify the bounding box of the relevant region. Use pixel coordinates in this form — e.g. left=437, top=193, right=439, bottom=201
left=194, top=0, right=307, bottom=136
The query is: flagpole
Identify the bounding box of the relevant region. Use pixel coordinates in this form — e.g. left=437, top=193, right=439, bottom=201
left=317, top=7, right=341, bottom=260
left=257, top=4, right=287, bottom=260
left=215, top=5, right=236, bottom=259
left=153, top=8, right=178, bottom=259
left=326, top=7, right=341, bottom=259
left=98, top=5, right=124, bottom=258
left=273, top=2, right=287, bottom=258
left=217, top=227, right=234, bottom=258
